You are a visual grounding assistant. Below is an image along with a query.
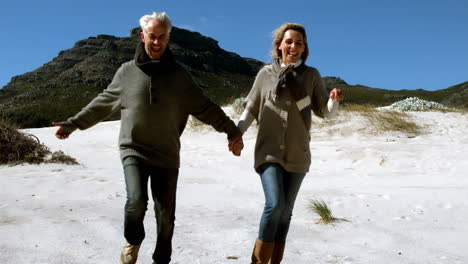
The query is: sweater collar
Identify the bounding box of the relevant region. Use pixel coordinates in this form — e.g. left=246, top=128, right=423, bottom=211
left=134, top=42, right=176, bottom=76
left=280, top=59, right=303, bottom=68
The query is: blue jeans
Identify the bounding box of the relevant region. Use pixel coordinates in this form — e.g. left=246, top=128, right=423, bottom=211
left=257, top=163, right=306, bottom=242
left=123, top=156, right=179, bottom=264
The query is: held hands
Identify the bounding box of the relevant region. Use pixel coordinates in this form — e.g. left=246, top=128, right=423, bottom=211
left=330, top=88, right=344, bottom=102
left=228, top=136, right=244, bottom=156
left=52, top=121, right=77, bottom=140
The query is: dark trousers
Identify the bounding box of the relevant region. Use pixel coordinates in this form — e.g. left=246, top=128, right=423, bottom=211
left=257, top=163, right=306, bottom=242
left=123, top=156, right=179, bottom=264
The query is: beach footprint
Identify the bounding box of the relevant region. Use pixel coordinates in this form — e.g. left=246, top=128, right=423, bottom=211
left=392, top=215, right=412, bottom=221
left=326, top=255, right=354, bottom=264
left=411, top=205, right=425, bottom=215
left=437, top=202, right=453, bottom=210
left=349, top=193, right=368, bottom=200
left=378, top=194, right=391, bottom=200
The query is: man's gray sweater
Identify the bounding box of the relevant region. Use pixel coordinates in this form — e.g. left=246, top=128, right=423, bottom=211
left=68, top=59, right=241, bottom=168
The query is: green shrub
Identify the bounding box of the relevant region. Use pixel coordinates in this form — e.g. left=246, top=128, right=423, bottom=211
left=0, top=118, right=50, bottom=164
left=0, top=118, right=78, bottom=165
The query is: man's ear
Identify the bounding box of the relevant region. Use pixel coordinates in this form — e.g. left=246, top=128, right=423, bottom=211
left=140, top=31, right=145, bottom=42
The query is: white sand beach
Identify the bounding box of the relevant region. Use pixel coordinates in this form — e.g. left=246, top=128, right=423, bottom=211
left=1, top=109, right=467, bottom=264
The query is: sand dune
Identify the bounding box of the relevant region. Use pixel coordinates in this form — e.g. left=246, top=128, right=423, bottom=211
left=1, top=110, right=467, bottom=263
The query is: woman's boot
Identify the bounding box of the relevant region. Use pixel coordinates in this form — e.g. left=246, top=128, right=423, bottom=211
left=270, top=242, right=285, bottom=264
left=251, top=239, right=274, bottom=264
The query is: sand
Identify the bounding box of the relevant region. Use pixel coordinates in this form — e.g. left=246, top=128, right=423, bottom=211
left=1, top=109, right=467, bottom=263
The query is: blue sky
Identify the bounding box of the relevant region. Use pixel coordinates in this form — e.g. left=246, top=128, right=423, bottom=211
left=1, top=0, right=467, bottom=91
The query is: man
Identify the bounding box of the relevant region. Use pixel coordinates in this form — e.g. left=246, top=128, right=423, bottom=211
left=53, top=12, right=244, bottom=264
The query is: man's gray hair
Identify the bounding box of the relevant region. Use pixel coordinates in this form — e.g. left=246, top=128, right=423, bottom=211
left=139, top=12, right=172, bottom=33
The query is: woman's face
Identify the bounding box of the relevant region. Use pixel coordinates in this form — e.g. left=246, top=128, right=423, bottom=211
left=278, top=29, right=305, bottom=65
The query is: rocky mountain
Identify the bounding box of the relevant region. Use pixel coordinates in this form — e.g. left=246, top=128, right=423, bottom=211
left=0, top=27, right=466, bottom=128
left=0, top=27, right=263, bottom=128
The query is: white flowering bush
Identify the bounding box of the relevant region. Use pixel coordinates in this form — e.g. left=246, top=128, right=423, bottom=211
left=232, top=97, right=245, bottom=116
left=390, top=97, right=447, bottom=111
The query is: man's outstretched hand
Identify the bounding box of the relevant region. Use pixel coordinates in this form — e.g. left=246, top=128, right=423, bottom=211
left=228, top=136, right=244, bottom=156
left=52, top=121, right=77, bottom=140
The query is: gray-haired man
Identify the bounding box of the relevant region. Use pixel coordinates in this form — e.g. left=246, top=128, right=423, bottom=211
left=53, top=12, right=244, bottom=264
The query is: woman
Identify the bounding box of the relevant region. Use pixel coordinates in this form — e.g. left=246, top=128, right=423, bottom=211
left=237, top=23, right=344, bottom=263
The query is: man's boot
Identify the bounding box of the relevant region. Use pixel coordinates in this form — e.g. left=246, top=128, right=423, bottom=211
left=270, top=242, right=286, bottom=264
left=120, top=242, right=141, bottom=264
left=251, top=239, right=275, bottom=264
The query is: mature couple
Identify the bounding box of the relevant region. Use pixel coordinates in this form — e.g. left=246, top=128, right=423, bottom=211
left=54, top=11, right=343, bottom=264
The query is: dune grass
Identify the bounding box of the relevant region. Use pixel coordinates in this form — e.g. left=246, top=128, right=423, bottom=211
left=308, top=199, right=335, bottom=224
left=48, top=150, right=79, bottom=165
left=188, top=116, right=208, bottom=131
left=308, top=199, right=349, bottom=224
left=450, top=106, right=468, bottom=114
left=188, top=97, right=245, bottom=131
left=342, top=104, right=423, bottom=136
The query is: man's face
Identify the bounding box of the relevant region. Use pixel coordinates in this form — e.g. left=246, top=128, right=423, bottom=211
left=140, top=19, right=169, bottom=59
